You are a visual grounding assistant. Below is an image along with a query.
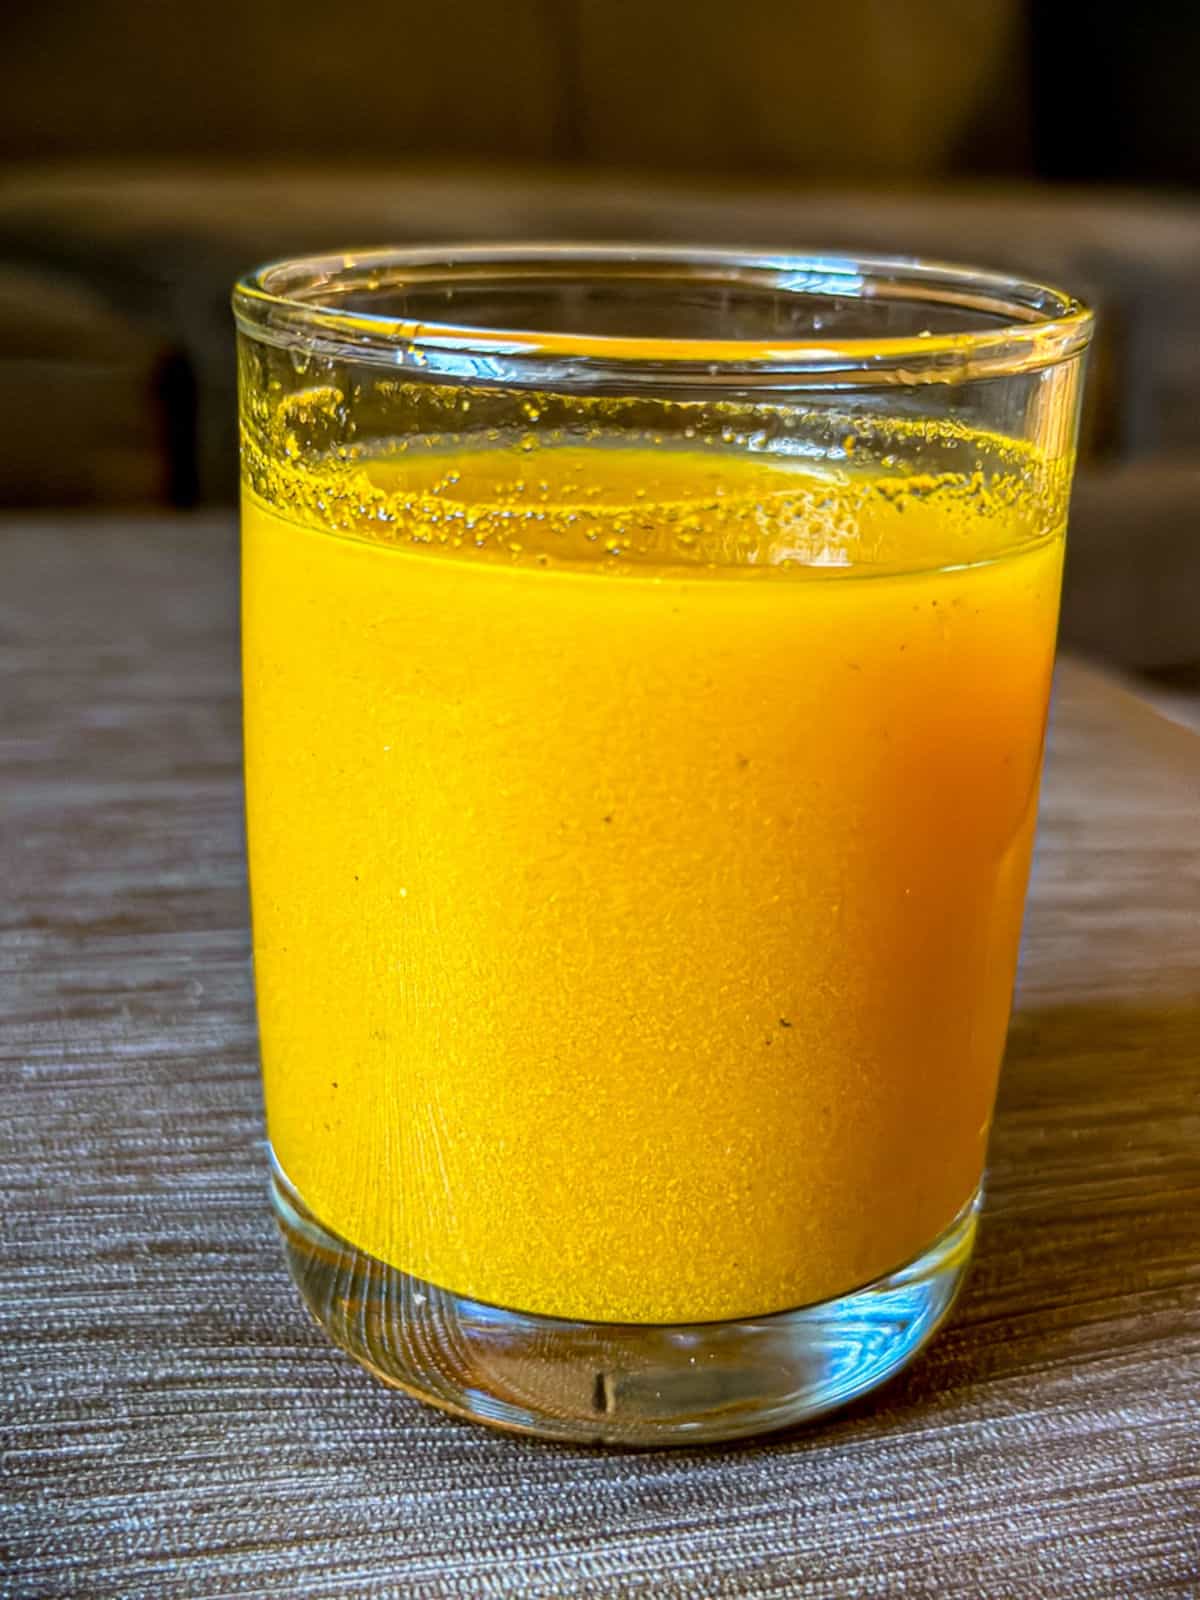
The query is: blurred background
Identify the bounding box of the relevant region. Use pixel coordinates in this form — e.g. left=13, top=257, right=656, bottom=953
left=2, top=0, right=1197, bottom=703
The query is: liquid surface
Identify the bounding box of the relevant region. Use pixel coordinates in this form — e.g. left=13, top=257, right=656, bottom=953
left=243, top=440, right=1061, bottom=1322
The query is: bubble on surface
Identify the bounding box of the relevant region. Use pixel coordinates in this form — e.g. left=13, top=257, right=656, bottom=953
left=240, top=386, right=1070, bottom=578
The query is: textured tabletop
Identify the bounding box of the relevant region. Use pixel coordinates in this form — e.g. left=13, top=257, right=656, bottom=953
left=3, top=515, right=1198, bottom=1599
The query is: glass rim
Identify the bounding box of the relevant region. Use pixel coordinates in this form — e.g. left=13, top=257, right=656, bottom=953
left=232, top=242, right=1093, bottom=387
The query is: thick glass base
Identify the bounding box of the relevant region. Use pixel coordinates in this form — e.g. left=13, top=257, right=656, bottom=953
left=271, top=1159, right=978, bottom=1447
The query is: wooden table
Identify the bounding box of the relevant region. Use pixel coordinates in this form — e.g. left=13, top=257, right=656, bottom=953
left=3, top=516, right=1198, bottom=1599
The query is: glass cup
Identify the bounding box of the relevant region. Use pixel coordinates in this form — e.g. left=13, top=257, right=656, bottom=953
left=233, top=246, right=1091, bottom=1445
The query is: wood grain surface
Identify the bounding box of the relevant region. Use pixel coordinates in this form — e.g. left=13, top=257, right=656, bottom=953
left=2, top=515, right=1198, bottom=1599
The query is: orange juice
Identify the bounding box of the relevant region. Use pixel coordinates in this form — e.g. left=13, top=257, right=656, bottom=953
left=243, top=438, right=1061, bottom=1324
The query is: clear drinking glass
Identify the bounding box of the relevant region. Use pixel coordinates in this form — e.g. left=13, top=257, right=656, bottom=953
left=233, top=246, right=1091, bottom=1445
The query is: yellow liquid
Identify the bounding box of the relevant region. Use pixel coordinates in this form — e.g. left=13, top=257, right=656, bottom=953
left=243, top=441, right=1061, bottom=1323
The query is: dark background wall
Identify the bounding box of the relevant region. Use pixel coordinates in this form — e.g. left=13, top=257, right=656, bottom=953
left=4, top=0, right=1028, bottom=178
left=7, top=0, right=1198, bottom=186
